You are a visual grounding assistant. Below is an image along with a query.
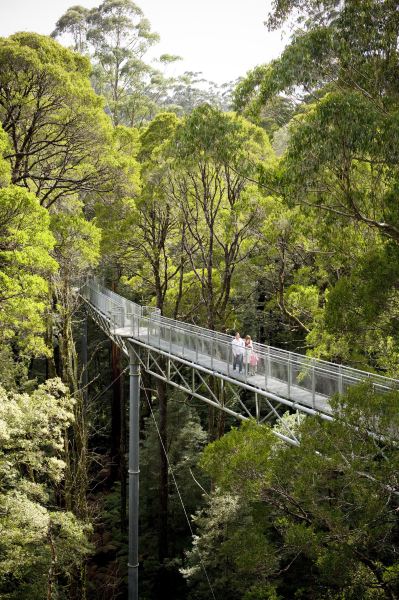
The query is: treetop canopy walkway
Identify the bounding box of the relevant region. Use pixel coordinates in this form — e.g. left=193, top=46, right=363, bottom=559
left=81, top=278, right=398, bottom=424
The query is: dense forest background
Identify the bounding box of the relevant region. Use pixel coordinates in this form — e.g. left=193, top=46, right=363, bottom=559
left=0, top=0, right=398, bottom=598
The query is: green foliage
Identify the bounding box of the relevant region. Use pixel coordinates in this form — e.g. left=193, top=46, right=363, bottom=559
left=200, top=421, right=274, bottom=498
left=138, top=111, right=179, bottom=162
left=53, top=0, right=161, bottom=126
left=184, top=388, right=399, bottom=599
left=0, top=379, right=92, bottom=599
left=2, top=2, right=399, bottom=598
left=51, top=5, right=90, bottom=53
left=282, top=91, right=399, bottom=244
left=52, top=209, right=101, bottom=275
left=0, top=185, right=57, bottom=354
left=174, top=104, right=274, bottom=175
left=164, top=105, right=274, bottom=328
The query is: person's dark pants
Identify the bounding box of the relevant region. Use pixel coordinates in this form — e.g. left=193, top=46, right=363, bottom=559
left=233, top=354, right=243, bottom=372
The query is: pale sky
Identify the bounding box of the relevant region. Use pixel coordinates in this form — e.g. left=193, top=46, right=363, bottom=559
left=0, top=0, right=288, bottom=84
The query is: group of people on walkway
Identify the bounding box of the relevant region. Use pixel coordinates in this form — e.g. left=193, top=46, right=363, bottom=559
left=231, top=332, right=258, bottom=376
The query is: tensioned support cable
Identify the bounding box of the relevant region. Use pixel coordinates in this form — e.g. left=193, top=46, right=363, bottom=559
left=89, top=367, right=128, bottom=404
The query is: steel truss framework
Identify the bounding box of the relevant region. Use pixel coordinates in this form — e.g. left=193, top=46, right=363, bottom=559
left=84, top=299, right=333, bottom=446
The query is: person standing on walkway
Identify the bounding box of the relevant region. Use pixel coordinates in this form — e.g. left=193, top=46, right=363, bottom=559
left=232, top=332, right=245, bottom=373
left=244, top=335, right=253, bottom=375
left=244, top=335, right=258, bottom=376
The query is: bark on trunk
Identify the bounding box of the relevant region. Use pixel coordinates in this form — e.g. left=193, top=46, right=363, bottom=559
left=110, top=341, right=122, bottom=483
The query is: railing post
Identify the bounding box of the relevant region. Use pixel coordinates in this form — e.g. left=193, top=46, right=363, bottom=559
left=81, top=309, right=88, bottom=406
left=158, top=317, right=162, bottom=349
left=312, top=359, right=316, bottom=409
left=121, top=304, right=126, bottom=331
left=265, top=348, right=270, bottom=388
left=195, top=334, right=199, bottom=362
left=211, top=337, right=214, bottom=370
left=288, top=353, right=292, bottom=399
left=128, top=345, right=140, bottom=600
left=338, top=364, right=343, bottom=395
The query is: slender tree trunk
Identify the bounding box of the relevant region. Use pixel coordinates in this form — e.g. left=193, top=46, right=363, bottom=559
left=120, top=373, right=127, bottom=533
left=47, top=523, right=57, bottom=600
left=216, top=380, right=226, bottom=439
left=110, top=341, right=122, bottom=483
left=45, top=299, right=57, bottom=379
left=55, top=278, right=89, bottom=600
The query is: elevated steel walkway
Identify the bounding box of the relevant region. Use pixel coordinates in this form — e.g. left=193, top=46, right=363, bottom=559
left=80, top=279, right=397, bottom=441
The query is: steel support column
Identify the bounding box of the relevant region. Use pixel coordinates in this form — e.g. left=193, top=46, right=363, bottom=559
left=81, top=310, right=88, bottom=405
left=128, top=345, right=140, bottom=600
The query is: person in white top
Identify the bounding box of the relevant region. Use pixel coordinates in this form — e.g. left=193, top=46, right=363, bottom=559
left=231, top=332, right=245, bottom=373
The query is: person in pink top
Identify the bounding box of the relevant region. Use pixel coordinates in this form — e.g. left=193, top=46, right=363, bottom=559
left=244, top=335, right=258, bottom=376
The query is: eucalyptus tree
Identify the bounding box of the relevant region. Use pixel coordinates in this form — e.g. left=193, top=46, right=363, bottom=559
left=0, top=35, right=140, bottom=579
left=96, top=112, right=183, bottom=313
left=96, top=112, right=184, bottom=571
left=0, top=29, right=131, bottom=389
left=51, top=4, right=90, bottom=53
left=163, top=71, right=234, bottom=115
left=169, top=104, right=274, bottom=331
left=0, top=31, right=138, bottom=373
left=0, top=33, right=116, bottom=209
left=236, top=0, right=399, bottom=114
left=53, top=0, right=160, bottom=126
left=0, top=186, right=58, bottom=356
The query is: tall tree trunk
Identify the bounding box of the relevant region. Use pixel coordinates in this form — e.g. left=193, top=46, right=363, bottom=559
left=110, top=341, right=122, bottom=483
left=120, top=373, right=127, bottom=533
left=216, top=379, right=226, bottom=439
left=45, top=296, right=57, bottom=379
left=55, top=278, right=89, bottom=600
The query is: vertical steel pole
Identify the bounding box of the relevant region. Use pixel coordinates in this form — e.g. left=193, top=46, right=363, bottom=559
left=81, top=310, right=88, bottom=405
left=128, top=345, right=140, bottom=600
left=338, top=364, right=343, bottom=395
left=255, top=393, right=260, bottom=423
left=311, top=359, right=316, bottom=409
